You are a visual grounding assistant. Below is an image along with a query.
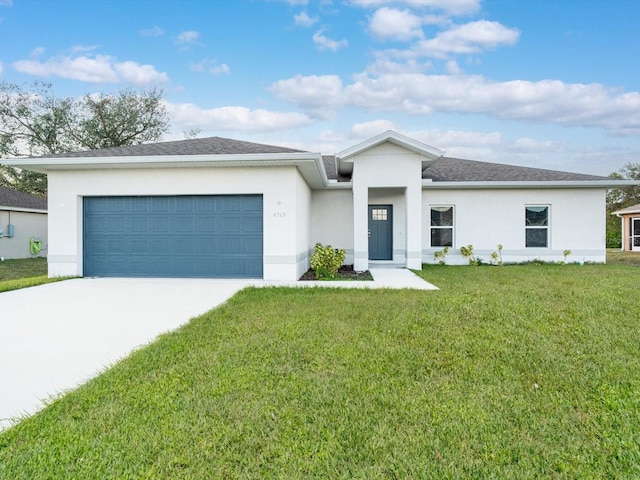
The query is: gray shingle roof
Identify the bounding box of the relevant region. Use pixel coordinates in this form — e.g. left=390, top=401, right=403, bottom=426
left=422, top=157, right=610, bottom=182
left=41, top=136, right=306, bottom=158
left=0, top=186, right=47, bottom=210
left=322, top=155, right=351, bottom=182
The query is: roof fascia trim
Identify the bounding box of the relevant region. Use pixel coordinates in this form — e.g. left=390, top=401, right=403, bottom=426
left=2, top=152, right=320, bottom=169
left=422, top=180, right=640, bottom=189
left=0, top=206, right=47, bottom=213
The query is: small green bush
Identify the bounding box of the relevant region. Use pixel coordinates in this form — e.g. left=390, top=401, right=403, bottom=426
left=460, top=244, right=480, bottom=266
left=433, top=246, right=449, bottom=265
left=310, top=243, right=346, bottom=280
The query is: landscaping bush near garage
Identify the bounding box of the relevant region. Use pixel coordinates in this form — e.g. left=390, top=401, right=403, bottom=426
left=1, top=264, right=640, bottom=478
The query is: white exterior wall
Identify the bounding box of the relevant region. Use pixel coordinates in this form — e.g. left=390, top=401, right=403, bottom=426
left=310, top=189, right=354, bottom=263
left=422, top=188, right=607, bottom=264
left=294, top=169, right=312, bottom=278
left=351, top=143, right=423, bottom=270
left=0, top=210, right=48, bottom=259
left=47, top=166, right=308, bottom=280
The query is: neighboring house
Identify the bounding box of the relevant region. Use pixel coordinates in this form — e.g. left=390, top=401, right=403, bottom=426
left=613, top=203, right=640, bottom=252
left=2, top=131, right=636, bottom=279
left=0, top=186, right=47, bottom=260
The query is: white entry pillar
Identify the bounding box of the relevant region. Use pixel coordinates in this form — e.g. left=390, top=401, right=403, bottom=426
left=353, top=183, right=369, bottom=271
left=405, top=183, right=422, bottom=269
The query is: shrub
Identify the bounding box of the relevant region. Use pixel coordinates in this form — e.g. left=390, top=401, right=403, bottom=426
left=460, top=244, right=479, bottom=266
left=490, top=244, right=503, bottom=266
left=310, top=243, right=346, bottom=280
left=433, top=246, right=449, bottom=265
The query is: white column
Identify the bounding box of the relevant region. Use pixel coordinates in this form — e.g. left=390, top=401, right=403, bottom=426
left=405, top=183, right=422, bottom=269
left=353, top=184, right=369, bottom=271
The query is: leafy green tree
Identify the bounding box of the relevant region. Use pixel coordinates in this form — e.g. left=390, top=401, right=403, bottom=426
left=606, top=163, right=640, bottom=248
left=0, top=82, right=169, bottom=197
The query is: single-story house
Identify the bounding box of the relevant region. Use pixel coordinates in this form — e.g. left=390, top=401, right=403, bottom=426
left=0, top=185, right=47, bottom=259
left=2, top=131, right=636, bottom=279
left=613, top=203, right=640, bottom=252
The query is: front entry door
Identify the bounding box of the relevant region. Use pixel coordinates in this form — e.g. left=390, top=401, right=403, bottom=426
left=369, top=205, right=393, bottom=260
left=633, top=218, right=640, bottom=251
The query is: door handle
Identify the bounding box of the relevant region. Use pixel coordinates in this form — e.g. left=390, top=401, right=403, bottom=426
left=368, top=229, right=371, bottom=238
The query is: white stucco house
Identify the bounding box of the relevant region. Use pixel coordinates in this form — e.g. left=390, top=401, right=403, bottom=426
left=0, top=186, right=47, bottom=260
left=2, top=131, right=633, bottom=280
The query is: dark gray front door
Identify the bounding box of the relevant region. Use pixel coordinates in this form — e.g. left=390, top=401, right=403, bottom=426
left=368, top=205, right=393, bottom=260
left=83, top=195, right=263, bottom=278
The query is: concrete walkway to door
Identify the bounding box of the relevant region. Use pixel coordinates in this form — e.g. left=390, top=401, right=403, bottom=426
left=0, top=269, right=436, bottom=430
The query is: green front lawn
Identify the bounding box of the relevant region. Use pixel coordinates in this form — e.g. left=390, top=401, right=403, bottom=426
left=1, top=265, right=639, bottom=478
left=607, top=248, right=640, bottom=266
left=0, top=257, right=47, bottom=280
left=0, top=258, right=69, bottom=293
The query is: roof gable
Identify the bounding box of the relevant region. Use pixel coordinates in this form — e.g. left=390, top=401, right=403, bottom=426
left=336, top=131, right=444, bottom=176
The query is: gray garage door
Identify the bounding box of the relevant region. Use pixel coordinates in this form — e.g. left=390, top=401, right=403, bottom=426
left=83, top=195, right=263, bottom=278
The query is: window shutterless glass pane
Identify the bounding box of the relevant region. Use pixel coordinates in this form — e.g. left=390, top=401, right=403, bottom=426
left=525, top=206, right=548, bottom=226
left=431, top=207, right=453, bottom=226
left=431, top=228, right=453, bottom=247
left=526, top=228, right=547, bottom=247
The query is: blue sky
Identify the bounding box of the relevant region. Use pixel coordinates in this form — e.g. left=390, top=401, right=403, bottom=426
left=1, top=0, right=639, bottom=175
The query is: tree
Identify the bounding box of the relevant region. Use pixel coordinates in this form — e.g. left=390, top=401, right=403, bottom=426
left=0, top=82, right=169, bottom=197
left=606, top=163, right=640, bottom=248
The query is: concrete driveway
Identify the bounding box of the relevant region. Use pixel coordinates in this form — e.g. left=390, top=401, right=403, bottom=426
left=0, top=269, right=436, bottom=430
left=0, top=278, right=250, bottom=430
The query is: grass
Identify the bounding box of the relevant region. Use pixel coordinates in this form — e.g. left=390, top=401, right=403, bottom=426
left=1, top=264, right=639, bottom=478
left=0, top=258, right=69, bottom=293
left=607, top=248, right=640, bottom=266
left=0, top=257, right=47, bottom=280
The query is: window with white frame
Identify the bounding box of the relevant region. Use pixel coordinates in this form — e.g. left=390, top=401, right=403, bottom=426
left=430, top=206, right=454, bottom=247
left=525, top=206, right=549, bottom=248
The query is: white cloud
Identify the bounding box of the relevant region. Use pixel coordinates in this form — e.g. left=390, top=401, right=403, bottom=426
left=445, top=59, right=462, bottom=74
left=270, top=72, right=640, bottom=136
left=12, top=54, right=169, bottom=86
left=312, top=30, right=348, bottom=51
left=414, top=20, right=520, bottom=58
left=140, top=25, right=164, bottom=37
left=13, top=55, right=119, bottom=83
left=350, top=119, right=398, bottom=138
left=369, top=7, right=423, bottom=41
left=510, top=137, right=564, bottom=153
left=165, top=102, right=313, bottom=133
left=270, top=74, right=345, bottom=118
left=350, top=0, right=480, bottom=16
left=114, top=61, right=169, bottom=85
left=367, top=51, right=431, bottom=74
left=71, top=45, right=99, bottom=53
left=191, top=59, right=230, bottom=76
left=29, top=47, right=45, bottom=57
left=176, top=30, right=202, bottom=46
left=294, top=11, right=318, bottom=27
left=410, top=128, right=501, bottom=148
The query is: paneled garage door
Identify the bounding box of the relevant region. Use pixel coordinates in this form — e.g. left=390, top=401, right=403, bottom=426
left=83, top=195, right=263, bottom=278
